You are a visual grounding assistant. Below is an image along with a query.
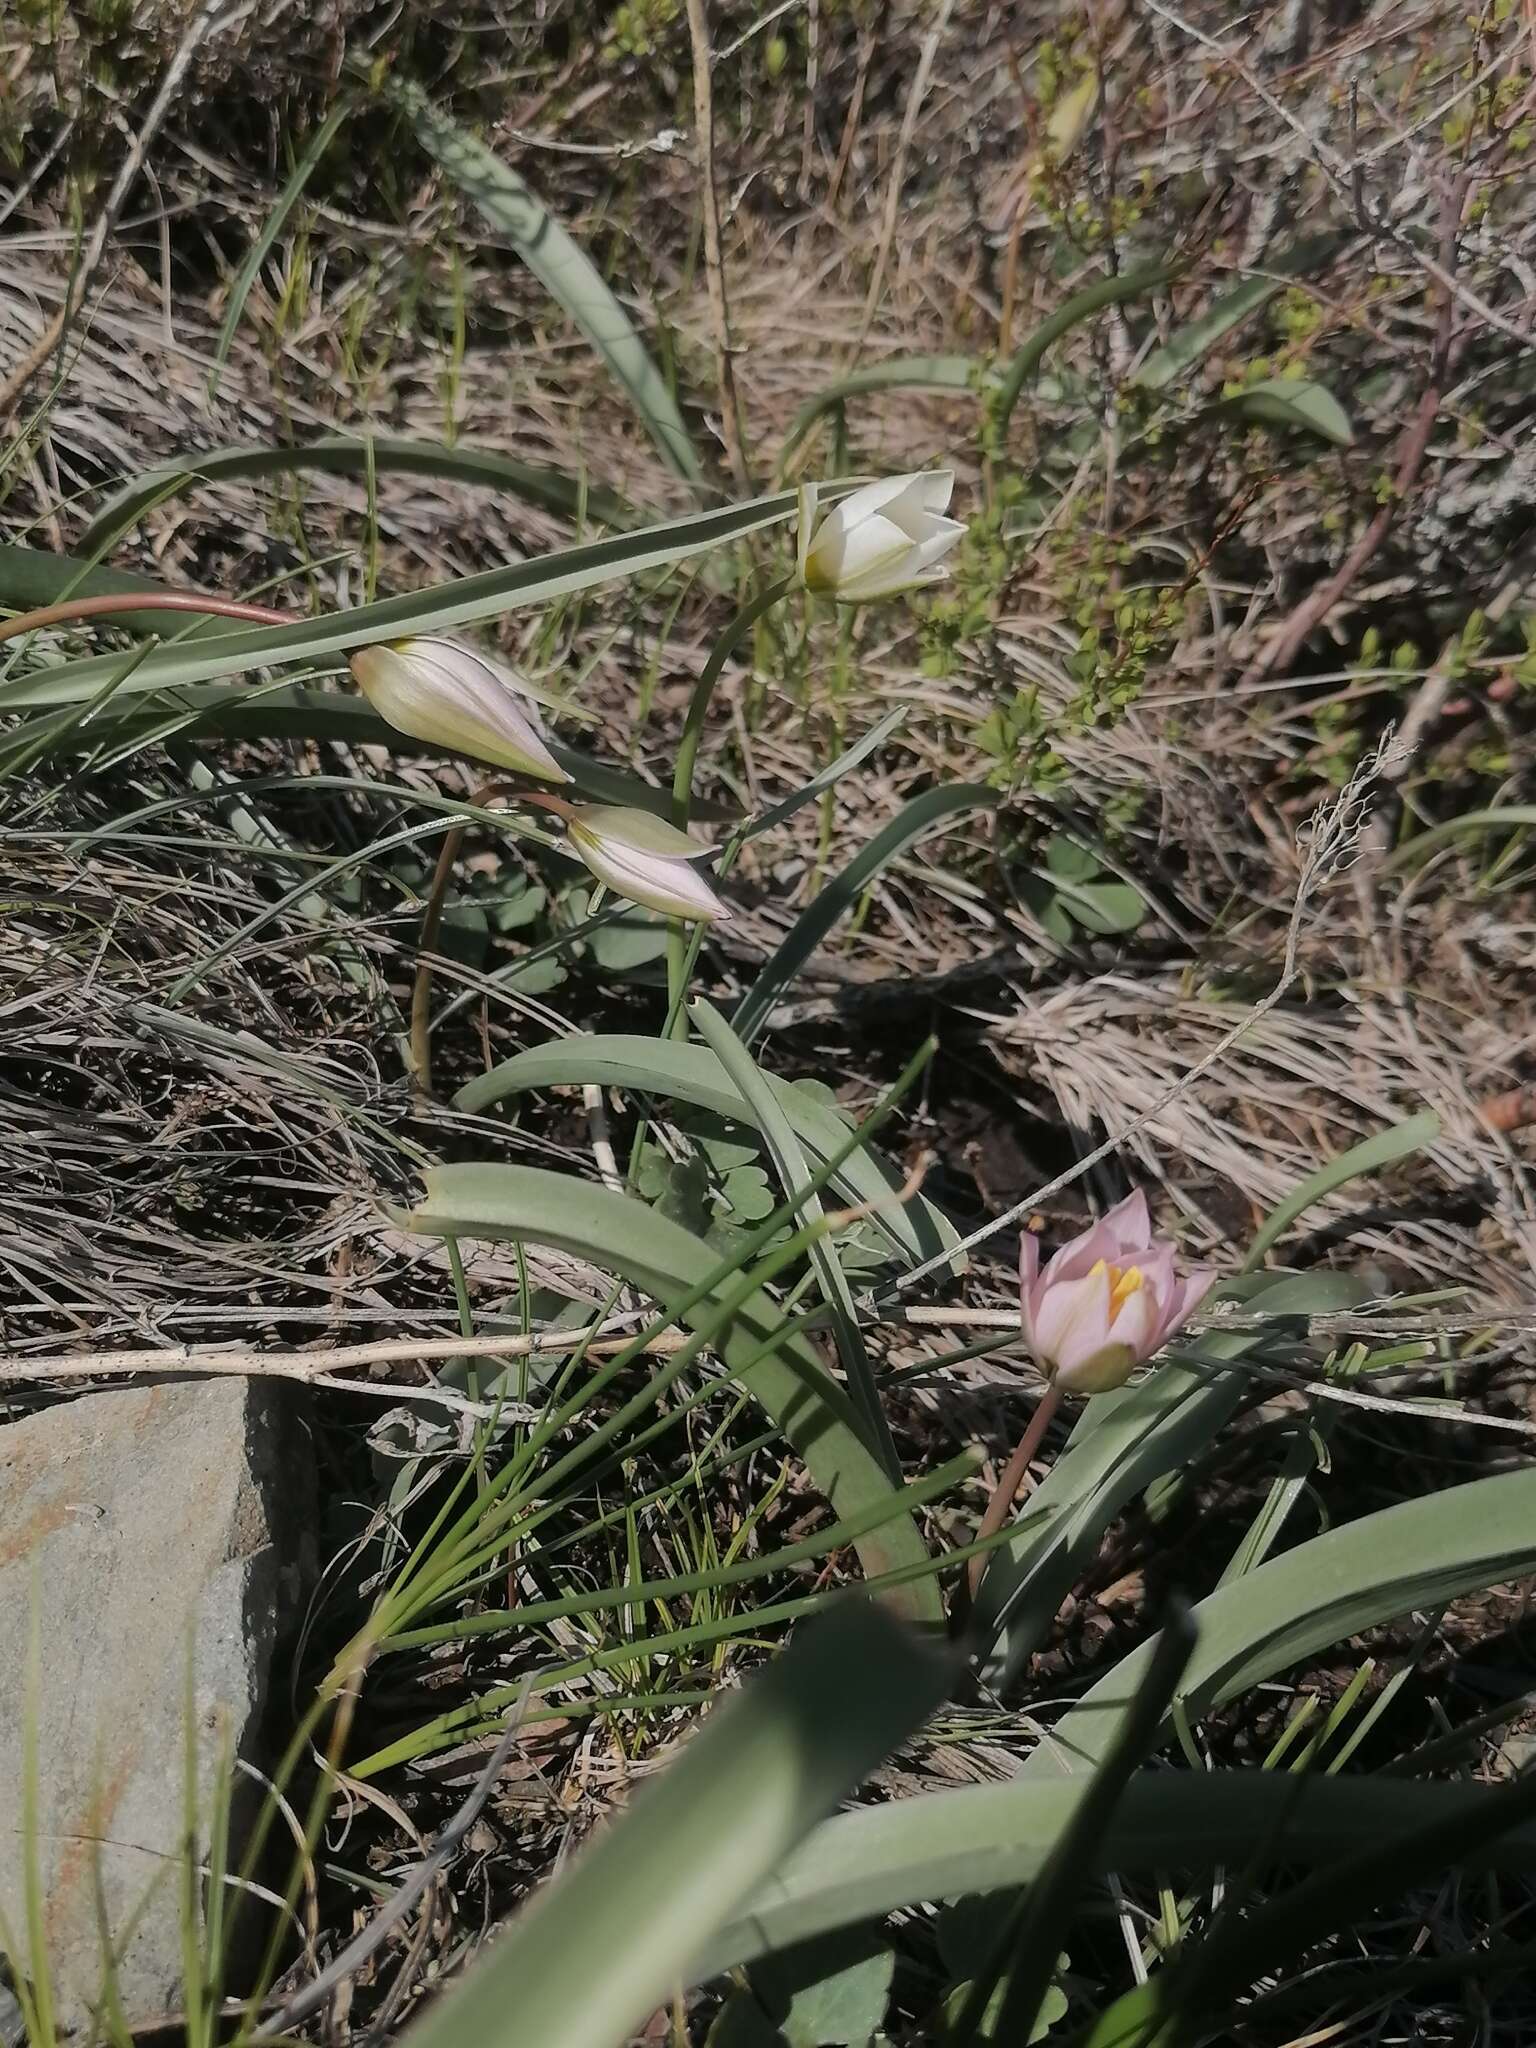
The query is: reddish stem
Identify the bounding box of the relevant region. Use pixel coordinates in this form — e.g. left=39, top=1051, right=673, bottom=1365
left=965, top=1377, right=1064, bottom=1601
left=0, top=590, right=290, bottom=645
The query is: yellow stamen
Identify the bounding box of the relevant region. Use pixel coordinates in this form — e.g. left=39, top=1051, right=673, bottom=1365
left=1089, top=1257, right=1146, bottom=1314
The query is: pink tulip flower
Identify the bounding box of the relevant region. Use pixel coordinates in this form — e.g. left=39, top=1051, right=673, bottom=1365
left=1020, top=1190, right=1217, bottom=1395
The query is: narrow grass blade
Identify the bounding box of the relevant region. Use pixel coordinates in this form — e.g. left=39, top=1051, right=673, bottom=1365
left=452, top=1033, right=961, bottom=1272
left=0, top=490, right=800, bottom=710
left=699, top=1771, right=1536, bottom=1977
left=995, top=262, right=1176, bottom=433
left=1384, top=806, right=1536, bottom=871
left=397, top=1601, right=951, bottom=2048
left=400, top=1163, right=940, bottom=1614
left=383, top=75, right=702, bottom=485
left=733, top=784, right=998, bottom=1046
left=690, top=996, right=898, bottom=1476
left=1025, top=1462, right=1536, bottom=1781
left=1241, top=1111, right=1440, bottom=1271
left=743, top=707, right=908, bottom=839
left=78, top=435, right=631, bottom=559
left=208, top=100, right=351, bottom=401
left=950, top=1606, right=1199, bottom=2048
left=780, top=355, right=989, bottom=467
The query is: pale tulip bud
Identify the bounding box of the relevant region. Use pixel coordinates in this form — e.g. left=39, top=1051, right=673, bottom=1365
left=349, top=635, right=569, bottom=783
left=1020, top=1191, right=1216, bottom=1395
left=565, top=805, right=728, bottom=923
left=797, top=471, right=965, bottom=604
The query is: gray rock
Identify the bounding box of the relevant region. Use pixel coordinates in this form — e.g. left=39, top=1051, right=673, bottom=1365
left=0, top=1379, right=312, bottom=2033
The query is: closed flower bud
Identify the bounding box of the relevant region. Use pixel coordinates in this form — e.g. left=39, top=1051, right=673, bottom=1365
left=350, top=635, right=569, bottom=783
left=566, top=805, right=728, bottom=923
left=797, top=471, right=965, bottom=604
left=1020, top=1191, right=1216, bottom=1395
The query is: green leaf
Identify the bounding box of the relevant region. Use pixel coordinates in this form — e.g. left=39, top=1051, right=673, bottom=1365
left=1062, top=880, right=1145, bottom=935
left=1131, top=233, right=1342, bottom=391
left=1043, top=833, right=1098, bottom=881
left=1025, top=1462, right=1536, bottom=1780
left=451, top=1034, right=963, bottom=1276
left=1383, top=806, right=1536, bottom=872
left=208, top=101, right=352, bottom=401
left=781, top=357, right=988, bottom=466
left=1242, top=1110, right=1439, bottom=1270
left=951, top=1610, right=1197, bottom=2048
left=1213, top=375, right=1353, bottom=446
left=586, top=911, right=670, bottom=975
left=398, top=1601, right=951, bottom=2048
left=996, top=262, right=1177, bottom=433
left=0, top=488, right=801, bottom=711
left=383, top=74, right=702, bottom=485
left=699, top=1771, right=1536, bottom=1978
left=400, top=1164, right=939, bottom=1617
left=77, top=435, right=631, bottom=560
left=690, top=998, right=898, bottom=1479
left=733, top=785, right=999, bottom=1046
left=752, top=1929, right=895, bottom=2047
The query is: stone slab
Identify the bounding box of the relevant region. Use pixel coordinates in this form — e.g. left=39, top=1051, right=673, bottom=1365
left=0, top=1379, right=311, bottom=2032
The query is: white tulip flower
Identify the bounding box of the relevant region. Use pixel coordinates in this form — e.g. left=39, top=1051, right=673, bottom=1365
left=350, top=635, right=569, bottom=782
left=566, top=805, right=728, bottom=923
left=797, top=471, right=965, bottom=604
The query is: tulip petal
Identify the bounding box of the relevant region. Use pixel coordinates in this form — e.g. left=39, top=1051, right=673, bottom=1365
left=570, top=822, right=728, bottom=922
left=1102, top=1189, right=1152, bottom=1258
left=1029, top=1267, right=1112, bottom=1372
left=806, top=511, right=914, bottom=598
left=1055, top=1340, right=1138, bottom=1396
left=1105, top=1283, right=1157, bottom=1363
left=1158, top=1268, right=1218, bottom=1347
left=1041, top=1216, right=1124, bottom=1289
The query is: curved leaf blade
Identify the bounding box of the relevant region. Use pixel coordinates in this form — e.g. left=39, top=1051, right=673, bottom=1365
left=1026, top=1462, right=1536, bottom=1780
left=733, top=784, right=999, bottom=1046
left=0, top=488, right=801, bottom=710
left=401, top=1602, right=951, bottom=2048
left=384, top=75, right=702, bottom=485
left=401, top=1163, right=940, bottom=1617
left=452, top=1033, right=963, bottom=1274
left=77, top=435, right=631, bottom=559
left=1213, top=375, right=1353, bottom=446
left=698, top=1771, right=1536, bottom=1978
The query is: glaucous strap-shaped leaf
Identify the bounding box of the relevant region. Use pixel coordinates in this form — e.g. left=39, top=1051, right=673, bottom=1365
left=0, top=488, right=801, bottom=710
left=384, top=75, right=703, bottom=486
left=1024, top=1461, right=1536, bottom=1779
left=401, top=1163, right=940, bottom=1618
left=401, top=1602, right=951, bottom=2048
left=452, top=1034, right=963, bottom=1275
left=697, top=1770, right=1536, bottom=1979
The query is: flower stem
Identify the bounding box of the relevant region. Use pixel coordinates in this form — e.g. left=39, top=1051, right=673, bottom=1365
left=411, top=778, right=512, bottom=1097
left=0, top=590, right=290, bottom=645
left=965, top=1378, right=1064, bottom=1600
left=665, top=573, right=792, bottom=1030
